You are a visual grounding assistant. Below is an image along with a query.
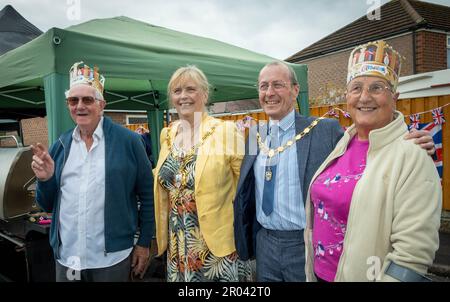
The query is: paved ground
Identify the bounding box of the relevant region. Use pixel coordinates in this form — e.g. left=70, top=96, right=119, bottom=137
left=428, top=230, right=450, bottom=282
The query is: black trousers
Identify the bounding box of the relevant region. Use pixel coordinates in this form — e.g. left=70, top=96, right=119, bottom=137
left=55, top=254, right=131, bottom=282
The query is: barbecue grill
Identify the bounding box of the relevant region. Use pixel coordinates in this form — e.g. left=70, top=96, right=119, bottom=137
left=0, top=135, right=36, bottom=220
left=0, top=136, right=54, bottom=281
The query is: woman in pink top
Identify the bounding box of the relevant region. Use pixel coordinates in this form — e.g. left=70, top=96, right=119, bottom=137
left=305, top=40, right=442, bottom=282
left=310, top=136, right=369, bottom=281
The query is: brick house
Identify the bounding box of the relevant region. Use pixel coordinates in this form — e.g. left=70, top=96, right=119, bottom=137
left=286, top=0, right=450, bottom=105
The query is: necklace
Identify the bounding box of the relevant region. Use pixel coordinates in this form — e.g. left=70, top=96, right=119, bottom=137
left=257, top=117, right=324, bottom=181
left=256, top=117, right=324, bottom=158
left=166, top=123, right=217, bottom=188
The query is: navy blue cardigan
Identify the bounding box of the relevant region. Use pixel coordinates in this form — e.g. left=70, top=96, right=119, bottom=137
left=36, top=117, right=155, bottom=259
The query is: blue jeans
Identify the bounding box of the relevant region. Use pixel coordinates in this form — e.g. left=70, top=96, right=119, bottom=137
left=256, top=227, right=306, bottom=282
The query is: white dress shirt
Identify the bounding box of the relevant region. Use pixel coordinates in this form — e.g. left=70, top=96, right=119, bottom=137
left=58, top=117, right=132, bottom=270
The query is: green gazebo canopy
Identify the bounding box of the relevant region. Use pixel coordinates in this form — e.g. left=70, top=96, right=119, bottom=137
left=0, top=16, right=308, bottom=156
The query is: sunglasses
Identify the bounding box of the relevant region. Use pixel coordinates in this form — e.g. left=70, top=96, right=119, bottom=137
left=66, top=96, right=96, bottom=106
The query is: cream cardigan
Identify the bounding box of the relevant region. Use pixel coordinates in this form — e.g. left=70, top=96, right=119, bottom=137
left=304, top=111, right=442, bottom=282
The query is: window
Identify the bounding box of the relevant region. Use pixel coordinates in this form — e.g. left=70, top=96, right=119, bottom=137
left=447, top=35, right=450, bottom=69
left=126, top=114, right=147, bottom=125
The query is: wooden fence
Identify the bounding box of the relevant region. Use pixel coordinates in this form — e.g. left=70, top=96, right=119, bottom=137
left=124, top=123, right=149, bottom=133
left=218, top=96, right=450, bottom=210
left=310, top=95, right=450, bottom=211
left=124, top=95, right=450, bottom=210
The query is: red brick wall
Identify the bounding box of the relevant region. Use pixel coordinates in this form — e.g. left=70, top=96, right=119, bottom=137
left=415, top=31, right=447, bottom=73
left=296, top=50, right=350, bottom=103
left=293, top=34, right=415, bottom=101
left=389, top=35, right=415, bottom=76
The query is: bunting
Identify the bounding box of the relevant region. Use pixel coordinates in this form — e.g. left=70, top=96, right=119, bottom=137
left=327, top=108, right=339, bottom=118
left=432, top=107, right=445, bottom=125
left=329, top=103, right=449, bottom=125
left=409, top=114, right=420, bottom=130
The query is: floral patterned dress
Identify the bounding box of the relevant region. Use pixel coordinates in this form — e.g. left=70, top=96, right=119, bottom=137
left=158, top=145, right=252, bottom=282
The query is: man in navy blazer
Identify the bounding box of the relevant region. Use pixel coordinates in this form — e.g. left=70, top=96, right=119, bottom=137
left=233, top=61, right=435, bottom=282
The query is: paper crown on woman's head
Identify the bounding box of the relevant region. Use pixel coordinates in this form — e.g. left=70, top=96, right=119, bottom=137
left=347, top=40, right=403, bottom=90
left=69, top=61, right=105, bottom=96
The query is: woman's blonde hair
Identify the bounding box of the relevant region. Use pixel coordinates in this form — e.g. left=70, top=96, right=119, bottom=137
left=167, top=65, right=210, bottom=105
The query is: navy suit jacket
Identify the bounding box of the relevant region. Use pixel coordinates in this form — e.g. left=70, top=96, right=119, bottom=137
left=233, top=112, right=344, bottom=261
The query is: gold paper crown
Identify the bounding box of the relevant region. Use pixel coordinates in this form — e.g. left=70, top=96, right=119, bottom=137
left=347, top=40, right=403, bottom=90
left=69, top=61, right=105, bottom=96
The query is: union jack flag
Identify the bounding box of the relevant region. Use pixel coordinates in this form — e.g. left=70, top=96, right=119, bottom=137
left=409, top=114, right=420, bottom=130
left=418, top=122, right=443, bottom=180
left=432, top=107, right=445, bottom=125
left=343, top=111, right=351, bottom=118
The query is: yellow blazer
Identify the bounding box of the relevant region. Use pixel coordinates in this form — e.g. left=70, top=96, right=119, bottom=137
left=153, top=114, right=244, bottom=257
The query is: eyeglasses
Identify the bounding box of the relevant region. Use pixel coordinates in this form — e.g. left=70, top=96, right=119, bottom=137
left=66, top=96, right=96, bottom=106
left=257, top=81, right=289, bottom=92
left=347, top=83, right=392, bottom=97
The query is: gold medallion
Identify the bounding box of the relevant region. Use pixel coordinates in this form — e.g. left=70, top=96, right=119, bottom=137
left=256, top=117, right=324, bottom=159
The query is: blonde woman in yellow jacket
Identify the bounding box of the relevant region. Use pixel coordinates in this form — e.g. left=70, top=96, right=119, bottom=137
left=153, top=66, right=251, bottom=282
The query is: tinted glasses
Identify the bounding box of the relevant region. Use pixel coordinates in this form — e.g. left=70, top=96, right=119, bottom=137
left=66, top=96, right=96, bottom=106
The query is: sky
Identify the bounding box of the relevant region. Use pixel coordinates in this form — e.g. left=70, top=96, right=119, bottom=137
left=2, top=0, right=449, bottom=60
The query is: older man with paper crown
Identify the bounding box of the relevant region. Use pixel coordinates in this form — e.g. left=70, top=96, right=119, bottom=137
left=303, top=41, right=442, bottom=282
left=30, top=62, right=155, bottom=282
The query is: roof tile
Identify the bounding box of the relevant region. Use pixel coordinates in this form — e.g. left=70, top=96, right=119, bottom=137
left=287, top=0, right=450, bottom=62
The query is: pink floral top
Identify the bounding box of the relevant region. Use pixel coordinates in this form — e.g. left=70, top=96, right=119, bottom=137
left=310, top=136, right=369, bottom=282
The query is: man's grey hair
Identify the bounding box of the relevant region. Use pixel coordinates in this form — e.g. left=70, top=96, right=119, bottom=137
left=64, top=84, right=104, bottom=100
left=261, top=61, right=299, bottom=86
